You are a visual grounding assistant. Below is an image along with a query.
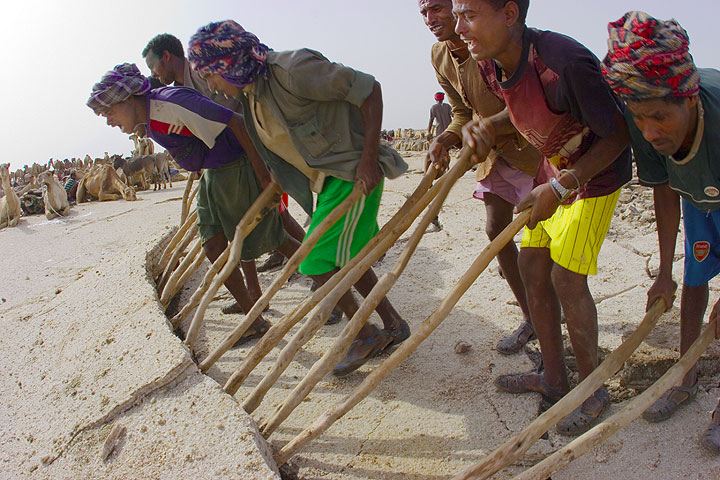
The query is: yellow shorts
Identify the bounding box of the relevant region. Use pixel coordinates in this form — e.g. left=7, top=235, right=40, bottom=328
left=520, top=189, right=621, bottom=275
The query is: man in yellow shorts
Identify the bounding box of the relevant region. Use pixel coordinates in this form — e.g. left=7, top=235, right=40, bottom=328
left=455, top=0, right=631, bottom=435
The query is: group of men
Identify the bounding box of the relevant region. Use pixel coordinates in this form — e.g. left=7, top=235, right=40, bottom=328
left=86, top=0, right=719, bottom=454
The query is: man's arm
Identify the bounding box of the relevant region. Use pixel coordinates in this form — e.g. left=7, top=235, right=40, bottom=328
left=226, top=113, right=273, bottom=188
left=647, top=183, right=680, bottom=311
left=514, top=109, right=630, bottom=228
left=355, top=81, right=383, bottom=193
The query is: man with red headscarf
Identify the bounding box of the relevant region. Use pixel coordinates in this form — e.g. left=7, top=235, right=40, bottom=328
left=427, top=91, right=453, bottom=137
left=603, top=10, right=720, bottom=453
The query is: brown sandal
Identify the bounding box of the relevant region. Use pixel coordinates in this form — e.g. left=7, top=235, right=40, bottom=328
left=556, top=387, right=610, bottom=436
left=494, top=372, right=565, bottom=408
left=642, top=383, right=699, bottom=423
left=496, top=322, right=536, bottom=355
left=701, top=400, right=720, bottom=454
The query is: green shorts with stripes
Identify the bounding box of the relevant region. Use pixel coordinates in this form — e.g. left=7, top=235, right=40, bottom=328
left=299, top=176, right=383, bottom=276
left=197, top=158, right=287, bottom=261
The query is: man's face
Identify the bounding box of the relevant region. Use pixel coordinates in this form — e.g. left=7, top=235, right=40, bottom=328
left=627, top=97, right=698, bottom=156
left=453, top=0, right=512, bottom=61
left=203, top=73, right=241, bottom=99
left=101, top=100, right=141, bottom=135
left=419, top=0, right=457, bottom=42
left=145, top=51, right=174, bottom=85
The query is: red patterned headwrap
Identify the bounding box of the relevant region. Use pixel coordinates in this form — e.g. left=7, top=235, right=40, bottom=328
left=602, top=11, right=699, bottom=101
left=434, top=92, right=444, bottom=101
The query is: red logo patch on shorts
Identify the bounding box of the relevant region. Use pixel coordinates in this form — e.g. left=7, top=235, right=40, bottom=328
left=693, top=241, right=710, bottom=262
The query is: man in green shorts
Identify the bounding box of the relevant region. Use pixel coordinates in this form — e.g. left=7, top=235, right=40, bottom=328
left=87, top=63, right=299, bottom=343
left=187, top=20, right=410, bottom=375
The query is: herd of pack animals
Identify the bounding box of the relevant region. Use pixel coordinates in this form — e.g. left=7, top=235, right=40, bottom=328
left=0, top=134, right=183, bottom=229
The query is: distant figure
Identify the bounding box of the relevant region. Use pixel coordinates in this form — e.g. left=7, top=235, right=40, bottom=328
left=427, top=92, right=452, bottom=137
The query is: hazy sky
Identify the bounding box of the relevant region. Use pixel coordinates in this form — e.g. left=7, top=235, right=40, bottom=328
left=2, top=0, right=717, bottom=171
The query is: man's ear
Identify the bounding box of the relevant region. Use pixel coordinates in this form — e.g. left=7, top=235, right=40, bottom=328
left=161, top=50, right=172, bottom=63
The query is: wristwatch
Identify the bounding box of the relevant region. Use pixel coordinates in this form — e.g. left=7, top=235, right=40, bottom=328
left=550, top=177, right=574, bottom=201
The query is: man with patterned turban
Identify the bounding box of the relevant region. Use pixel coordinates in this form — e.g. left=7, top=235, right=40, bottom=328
left=455, top=0, right=632, bottom=436
left=187, top=20, right=410, bottom=375
left=87, top=62, right=300, bottom=344
left=603, top=10, right=720, bottom=453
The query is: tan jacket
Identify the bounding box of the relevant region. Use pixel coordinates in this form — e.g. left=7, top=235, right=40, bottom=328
left=431, top=42, right=541, bottom=179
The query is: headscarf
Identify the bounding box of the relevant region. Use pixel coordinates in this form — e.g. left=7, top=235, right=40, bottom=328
left=188, top=20, right=270, bottom=88
left=434, top=92, right=445, bottom=101
left=602, top=11, right=700, bottom=101
left=87, top=63, right=151, bottom=115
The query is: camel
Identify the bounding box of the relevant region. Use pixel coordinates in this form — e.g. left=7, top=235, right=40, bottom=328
left=38, top=171, right=70, bottom=219
left=77, top=164, right=137, bottom=203
left=0, top=163, right=22, bottom=229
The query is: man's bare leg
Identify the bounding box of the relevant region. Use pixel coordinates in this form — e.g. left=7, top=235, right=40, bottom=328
left=350, top=267, right=404, bottom=332
left=516, top=247, right=568, bottom=394
left=280, top=209, right=307, bottom=243
left=644, top=283, right=708, bottom=422
left=483, top=193, right=533, bottom=354
left=241, top=261, right=261, bottom=303
left=679, top=283, right=708, bottom=387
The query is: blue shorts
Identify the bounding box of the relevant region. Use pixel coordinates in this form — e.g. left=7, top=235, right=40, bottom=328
left=682, top=199, right=720, bottom=287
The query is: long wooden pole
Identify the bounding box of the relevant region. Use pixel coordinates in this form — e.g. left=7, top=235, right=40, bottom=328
left=512, top=317, right=718, bottom=480
left=184, top=182, right=282, bottom=350
left=197, top=184, right=365, bottom=372
left=275, top=207, right=531, bottom=465
left=260, top=155, right=471, bottom=437
left=157, top=223, right=199, bottom=291
left=180, top=171, right=199, bottom=225
left=453, top=298, right=668, bottom=480
left=160, top=238, right=204, bottom=308
left=169, top=246, right=229, bottom=328
left=223, top=168, right=442, bottom=395
left=154, top=209, right=198, bottom=279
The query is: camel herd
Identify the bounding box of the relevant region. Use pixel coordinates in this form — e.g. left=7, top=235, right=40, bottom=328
left=0, top=138, right=185, bottom=230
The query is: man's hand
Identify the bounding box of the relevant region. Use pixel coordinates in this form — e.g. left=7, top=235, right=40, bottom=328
left=355, top=155, right=383, bottom=194
left=646, top=272, right=677, bottom=312
left=514, top=183, right=560, bottom=229
left=710, top=299, right=720, bottom=340
left=426, top=138, right=451, bottom=175
left=462, top=119, right=495, bottom=165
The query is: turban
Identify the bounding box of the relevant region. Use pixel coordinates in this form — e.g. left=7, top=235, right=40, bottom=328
left=87, top=63, right=151, bottom=115
left=188, top=20, right=270, bottom=88
left=602, top=11, right=699, bottom=101
left=434, top=92, right=445, bottom=101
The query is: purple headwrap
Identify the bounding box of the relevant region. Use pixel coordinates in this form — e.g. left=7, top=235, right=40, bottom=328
left=87, top=63, right=151, bottom=114
left=602, top=11, right=700, bottom=101
left=187, top=20, right=270, bottom=88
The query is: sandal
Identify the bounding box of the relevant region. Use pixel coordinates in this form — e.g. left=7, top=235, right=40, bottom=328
left=333, top=326, right=393, bottom=376
left=222, top=300, right=269, bottom=315
left=556, top=387, right=610, bottom=436
left=496, top=322, right=536, bottom=356
left=494, top=372, right=565, bottom=408
left=384, top=320, right=411, bottom=349
left=232, top=319, right=270, bottom=348
left=642, top=382, right=699, bottom=423
left=257, top=251, right=286, bottom=272
left=701, top=400, right=720, bottom=454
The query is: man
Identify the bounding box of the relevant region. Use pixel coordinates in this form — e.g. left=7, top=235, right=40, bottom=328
left=187, top=20, right=410, bottom=375
left=420, top=0, right=541, bottom=355
left=87, top=63, right=299, bottom=343
left=602, top=11, right=720, bottom=453
left=427, top=92, right=452, bottom=137
left=143, top=33, right=307, bottom=308
left=455, top=0, right=632, bottom=435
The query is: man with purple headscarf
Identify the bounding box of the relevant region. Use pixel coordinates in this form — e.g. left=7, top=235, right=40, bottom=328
left=188, top=20, right=410, bottom=375
left=88, top=62, right=300, bottom=345
left=603, top=11, right=720, bottom=453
